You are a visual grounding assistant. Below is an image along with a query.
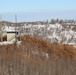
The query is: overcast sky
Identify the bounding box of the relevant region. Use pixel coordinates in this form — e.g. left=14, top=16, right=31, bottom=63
left=0, top=0, right=76, bottom=22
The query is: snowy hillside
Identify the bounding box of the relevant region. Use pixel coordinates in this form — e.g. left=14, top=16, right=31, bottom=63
left=3, top=23, right=76, bottom=45
left=22, top=23, right=76, bottom=44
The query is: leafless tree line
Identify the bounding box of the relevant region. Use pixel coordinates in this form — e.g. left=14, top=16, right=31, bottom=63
left=0, top=35, right=76, bottom=75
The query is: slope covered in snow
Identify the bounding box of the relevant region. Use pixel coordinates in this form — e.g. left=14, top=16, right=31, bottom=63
left=22, top=23, right=76, bottom=45
left=2, top=23, right=76, bottom=45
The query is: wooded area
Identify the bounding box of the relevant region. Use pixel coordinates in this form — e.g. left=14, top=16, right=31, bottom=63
left=0, top=35, right=76, bottom=75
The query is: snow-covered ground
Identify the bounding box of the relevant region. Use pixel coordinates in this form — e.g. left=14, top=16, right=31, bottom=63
left=2, top=23, right=76, bottom=47
left=0, top=42, right=13, bottom=45
left=0, top=41, right=21, bottom=45
left=23, top=23, right=76, bottom=44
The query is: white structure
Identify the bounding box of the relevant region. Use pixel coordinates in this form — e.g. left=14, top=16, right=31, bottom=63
left=2, top=26, right=20, bottom=42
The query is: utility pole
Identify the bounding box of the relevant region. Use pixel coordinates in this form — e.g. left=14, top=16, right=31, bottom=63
left=15, top=14, right=17, bottom=43
left=0, top=15, right=2, bottom=42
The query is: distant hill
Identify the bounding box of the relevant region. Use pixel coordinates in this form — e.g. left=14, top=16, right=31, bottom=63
left=1, top=21, right=76, bottom=45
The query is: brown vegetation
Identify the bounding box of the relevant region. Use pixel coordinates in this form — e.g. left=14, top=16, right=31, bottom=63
left=0, top=35, right=76, bottom=75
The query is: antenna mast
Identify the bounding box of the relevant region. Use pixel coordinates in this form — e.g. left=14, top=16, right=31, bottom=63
left=15, top=14, right=17, bottom=42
